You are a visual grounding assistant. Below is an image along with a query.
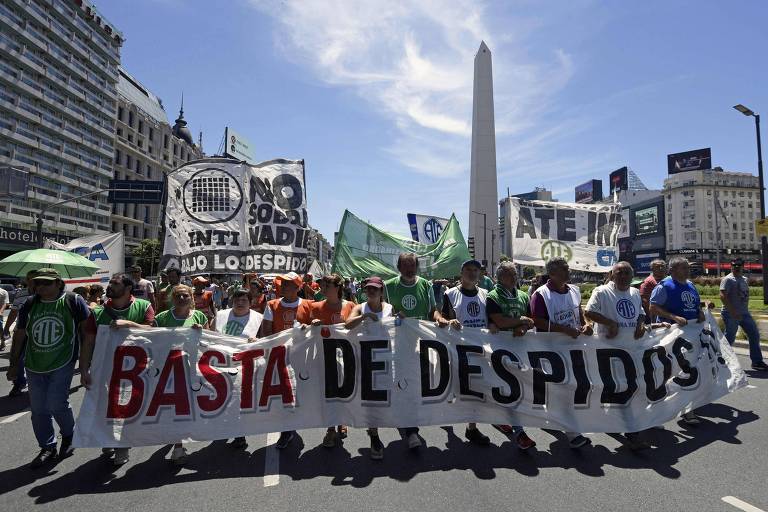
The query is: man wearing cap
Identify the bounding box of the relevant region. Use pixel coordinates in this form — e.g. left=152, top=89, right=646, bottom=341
left=383, top=253, right=436, bottom=450
left=7, top=268, right=95, bottom=468
left=721, top=258, right=766, bottom=371
left=3, top=270, right=38, bottom=397
left=261, top=271, right=313, bottom=449
left=129, top=265, right=156, bottom=311
left=192, top=276, right=216, bottom=327
left=433, top=259, right=492, bottom=445
left=89, top=273, right=154, bottom=465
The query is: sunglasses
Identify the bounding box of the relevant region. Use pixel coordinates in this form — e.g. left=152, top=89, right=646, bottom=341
left=174, top=293, right=191, bottom=299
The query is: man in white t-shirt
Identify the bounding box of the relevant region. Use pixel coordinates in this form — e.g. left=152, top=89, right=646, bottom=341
left=130, top=266, right=156, bottom=310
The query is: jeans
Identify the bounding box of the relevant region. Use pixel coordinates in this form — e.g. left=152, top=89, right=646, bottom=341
left=26, top=362, right=76, bottom=449
left=722, top=310, right=764, bottom=364
left=15, top=352, right=27, bottom=388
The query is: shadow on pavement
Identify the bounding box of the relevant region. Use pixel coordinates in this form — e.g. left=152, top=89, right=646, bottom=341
left=19, top=402, right=758, bottom=501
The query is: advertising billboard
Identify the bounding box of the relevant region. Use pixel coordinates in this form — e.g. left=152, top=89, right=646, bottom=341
left=224, top=127, right=255, bottom=163
left=633, top=205, right=660, bottom=237
left=609, top=167, right=628, bottom=194
left=575, top=179, right=603, bottom=204
left=667, top=148, right=712, bottom=174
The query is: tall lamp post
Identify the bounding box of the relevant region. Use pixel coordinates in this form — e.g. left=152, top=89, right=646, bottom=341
left=471, top=210, right=487, bottom=267
left=733, top=103, right=767, bottom=304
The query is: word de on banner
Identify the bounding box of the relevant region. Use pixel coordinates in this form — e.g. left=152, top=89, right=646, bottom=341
left=160, top=158, right=309, bottom=274
left=73, top=312, right=746, bottom=447
left=503, top=197, right=622, bottom=272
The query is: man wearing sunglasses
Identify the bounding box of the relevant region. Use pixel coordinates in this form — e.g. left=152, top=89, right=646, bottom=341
left=721, top=258, right=767, bottom=371
left=7, top=268, right=94, bottom=468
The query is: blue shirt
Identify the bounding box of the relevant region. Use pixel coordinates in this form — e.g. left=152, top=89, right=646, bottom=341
left=649, top=277, right=701, bottom=322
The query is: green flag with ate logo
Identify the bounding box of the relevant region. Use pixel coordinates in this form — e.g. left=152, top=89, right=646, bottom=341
left=331, top=210, right=471, bottom=280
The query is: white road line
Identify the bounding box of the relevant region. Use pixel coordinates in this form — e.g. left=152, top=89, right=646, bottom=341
left=722, top=496, right=766, bottom=512
left=747, top=385, right=757, bottom=389
left=263, top=432, right=280, bottom=487
left=0, top=410, right=29, bottom=424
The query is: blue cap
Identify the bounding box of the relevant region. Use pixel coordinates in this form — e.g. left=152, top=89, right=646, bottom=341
left=461, top=259, right=482, bottom=270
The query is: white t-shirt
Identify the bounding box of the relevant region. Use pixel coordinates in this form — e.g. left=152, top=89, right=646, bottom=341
left=215, top=308, right=263, bottom=338
left=133, top=278, right=155, bottom=300
left=361, top=302, right=393, bottom=320
left=262, top=298, right=303, bottom=322
left=585, top=282, right=644, bottom=336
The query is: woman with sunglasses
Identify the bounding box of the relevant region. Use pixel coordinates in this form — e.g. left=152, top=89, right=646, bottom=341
left=153, top=284, right=209, bottom=466
left=343, top=276, right=393, bottom=460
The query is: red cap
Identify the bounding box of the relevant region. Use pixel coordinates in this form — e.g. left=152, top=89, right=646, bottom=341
left=363, top=276, right=384, bottom=288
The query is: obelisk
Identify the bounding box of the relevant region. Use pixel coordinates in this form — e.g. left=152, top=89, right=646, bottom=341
left=468, top=41, right=499, bottom=271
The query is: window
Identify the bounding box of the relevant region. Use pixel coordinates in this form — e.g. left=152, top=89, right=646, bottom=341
left=148, top=127, right=154, bottom=141
left=138, top=120, right=144, bottom=134
left=117, top=106, right=124, bottom=121
left=128, top=111, right=134, bottom=127
left=115, top=149, right=121, bottom=165
left=163, top=134, right=169, bottom=149
left=133, top=225, right=138, bottom=238
left=135, top=159, right=141, bottom=173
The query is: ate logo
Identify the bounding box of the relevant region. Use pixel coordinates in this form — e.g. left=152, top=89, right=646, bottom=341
left=30, top=316, right=66, bottom=348
left=466, top=301, right=480, bottom=317
left=616, top=298, right=636, bottom=319
left=681, top=290, right=697, bottom=309
left=401, top=295, right=417, bottom=310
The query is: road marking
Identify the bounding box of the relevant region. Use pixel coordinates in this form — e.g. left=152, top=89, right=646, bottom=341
left=263, top=432, right=280, bottom=487
left=747, top=385, right=757, bottom=389
left=722, top=496, right=766, bottom=512
left=0, top=410, right=29, bottom=424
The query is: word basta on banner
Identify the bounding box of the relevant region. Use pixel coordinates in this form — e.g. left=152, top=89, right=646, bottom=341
left=74, top=312, right=746, bottom=447
left=503, top=197, right=622, bottom=272
left=332, top=210, right=470, bottom=280
left=161, top=158, right=309, bottom=274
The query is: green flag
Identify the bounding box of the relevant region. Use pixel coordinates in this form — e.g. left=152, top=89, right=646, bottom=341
left=331, top=210, right=471, bottom=280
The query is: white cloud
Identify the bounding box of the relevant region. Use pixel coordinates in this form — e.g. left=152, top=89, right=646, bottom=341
left=249, top=0, right=576, bottom=178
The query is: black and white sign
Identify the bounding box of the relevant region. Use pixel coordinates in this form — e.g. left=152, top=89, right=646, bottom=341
left=667, top=148, right=712, bottom=174
left=634, top=205, right=660, bottom=236
left=161, top=159, right=309, bottom=273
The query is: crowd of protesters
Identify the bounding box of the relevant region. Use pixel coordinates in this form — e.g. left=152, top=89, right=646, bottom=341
left=2, top=252, right=764, bottom=469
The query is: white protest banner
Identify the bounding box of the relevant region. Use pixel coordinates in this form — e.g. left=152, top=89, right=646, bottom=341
left=407, top=213, right=451, bottom=244
left=74, top=312, right=745, bottom=447
left=160, top=158, right=309, bottom=274
left=504, top=197, right=621, bottom=272
left=45, top=233, right=124, bottom=290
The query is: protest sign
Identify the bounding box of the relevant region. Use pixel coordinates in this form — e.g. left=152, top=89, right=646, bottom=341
left=332, top=210, right=470, bottom=280
left=45, top=233, right=124, bottom=290
left=160, top=158, right=309, bottom=274
left=504, top=198, right=621, bottom=272
left=407, top=213, right=451, bottom=244
left=74, top=312, right=745, bottom=447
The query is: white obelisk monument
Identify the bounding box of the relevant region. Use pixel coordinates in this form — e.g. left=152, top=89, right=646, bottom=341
left=468, top=41, right=499, bottom=271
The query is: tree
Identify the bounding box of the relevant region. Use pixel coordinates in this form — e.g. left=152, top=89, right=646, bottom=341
left=132, top=239, right=161, bottom=276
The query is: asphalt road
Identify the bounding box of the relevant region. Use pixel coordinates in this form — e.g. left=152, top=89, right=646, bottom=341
left=0, top=346, right=766, bottom=512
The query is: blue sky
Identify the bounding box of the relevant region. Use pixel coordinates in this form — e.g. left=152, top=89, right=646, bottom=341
left=98, top=0, right=768, bottom=241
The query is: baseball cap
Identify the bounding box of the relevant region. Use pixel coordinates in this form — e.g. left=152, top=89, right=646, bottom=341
left=274, top=272, right=302, bottom=289
left=34, top=267, right=61, bottom=280
left=192, top=276, right=209, bottom=285
left=363, top=276, right=384, bottom=288
left=731, top=258, right=745, bottom=267
left=461, top=259, right=482, bottom=270
left=129, top=265, right=142, bottom=272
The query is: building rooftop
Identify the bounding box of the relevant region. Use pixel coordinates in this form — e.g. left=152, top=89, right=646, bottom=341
left=117, top=68, right=168, bottom=125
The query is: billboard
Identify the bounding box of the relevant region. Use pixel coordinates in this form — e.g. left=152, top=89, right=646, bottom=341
left=224, top=127, right=255, bottom=163
left=618, top=208, right=631, bottom=238
left=575, top=179, right=602, bottom=204
left=609, top=167, right=628, bottom=195
left=667, top=148, right=712, bottom=174
left=45, top=233, right=125, bottom=290
left=633, top=205, right=660, bottom=236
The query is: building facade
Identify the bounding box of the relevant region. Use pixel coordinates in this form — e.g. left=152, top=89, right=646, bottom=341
left=307, top=227, right=333, bottom=269
left=113, top=68, right=202, bottom=265
left=664, top=168, right=761, bottom=273
left=0, top=0, right=122, bottom=255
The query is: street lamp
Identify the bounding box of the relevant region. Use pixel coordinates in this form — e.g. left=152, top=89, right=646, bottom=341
left=733, top=103, right=767, bottom=304
left=470, top=210, right=487, bottom=267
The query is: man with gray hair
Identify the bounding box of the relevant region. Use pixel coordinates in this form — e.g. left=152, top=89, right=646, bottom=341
left=639, top=259, right=667, bottom=320
left=530, top=257, right=593, bottom=449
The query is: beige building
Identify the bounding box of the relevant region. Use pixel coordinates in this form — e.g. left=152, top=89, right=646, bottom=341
left=112, top=68, right=202, bottom=263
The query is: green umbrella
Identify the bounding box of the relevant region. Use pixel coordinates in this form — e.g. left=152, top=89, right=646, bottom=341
left=0, top=248, right=99, bottom=278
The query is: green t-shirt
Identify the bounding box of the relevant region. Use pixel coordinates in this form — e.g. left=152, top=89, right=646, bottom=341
left=93, top=298, right=151, bottom=326
left=384, top=276, right=435, bottom=320
left=154, top=309, right=208, bottom=327
left=487, top=285, right=530, bottom=331
left=24, top=296, right=79, bottom=373
left=479, top=275, right=494, bottom=291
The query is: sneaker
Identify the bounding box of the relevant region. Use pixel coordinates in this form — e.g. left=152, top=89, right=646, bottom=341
left=682, top=411, right=701, bottom=425
left=624, top=433, right=651, bottom=452
left=113, top=448, right=130, bottom=465
left=58, top=435, right=74, bottom=459
left=230, top=437, right=248, bottom=449
left=30, top=447, right=57, bottom=469
left=8, top=384, right=25, bottom=397
left=516, top=431, right=536, bottom=450
left=275, top=431, right=294, bottom=450
left=322, top=428, right=337, bottom=448
left=569, top=435, right=591, bottom=449
left=170, top=446, right=188, bottom=466
left=407, top=432, right=422, bottom=450
left=369, top=435, right=384, bottom=460
left=465, top=427, right=491, bottom=445
left=752, top=361, right=768, bottom=371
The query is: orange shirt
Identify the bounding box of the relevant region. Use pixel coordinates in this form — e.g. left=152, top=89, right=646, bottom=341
left=310, top=300, right=355, bottom=325
left=266, top=297, right=312, bottom=333
left=194, top=290, right=214, bottom=317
